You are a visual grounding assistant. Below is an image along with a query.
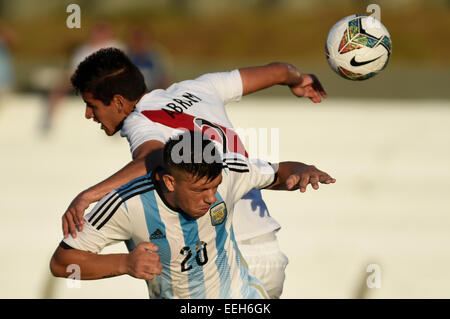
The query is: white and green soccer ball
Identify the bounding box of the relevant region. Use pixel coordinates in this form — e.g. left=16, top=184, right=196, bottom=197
left=325, top=14, right=392, bottom=81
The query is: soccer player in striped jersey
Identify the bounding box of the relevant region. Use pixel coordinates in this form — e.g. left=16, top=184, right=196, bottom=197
left=51, top=131, right=335, bottom=299
left=62, top=47, right=327, bottom=298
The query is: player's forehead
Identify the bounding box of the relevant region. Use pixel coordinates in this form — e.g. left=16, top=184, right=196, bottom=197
left=81, top=91, right=93, bottom=101
left=179, top=171, right=222, bottom=190
left=81, top=91, right=102, bottom=106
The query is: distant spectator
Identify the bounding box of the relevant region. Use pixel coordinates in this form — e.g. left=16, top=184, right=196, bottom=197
left=0, top=20, right=16, bottom=93
left=70, top=22, right=125, bottom=70
left=126, top=27, right=170, bottom=91
left=43, top=22, right=125, bottom=133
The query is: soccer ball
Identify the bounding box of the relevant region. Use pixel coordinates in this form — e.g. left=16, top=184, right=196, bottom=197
left=325, top=14, right=392, bottom=81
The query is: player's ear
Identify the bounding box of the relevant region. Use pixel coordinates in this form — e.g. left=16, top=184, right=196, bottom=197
left=162, top=174, right=176, bottom=192
left=112, top=94, right=125, bottom=112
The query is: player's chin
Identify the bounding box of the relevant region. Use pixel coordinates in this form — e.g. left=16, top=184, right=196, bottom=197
left=191, top=208, right=210, bottom=219
left=102, top=125, right=118, bottom=136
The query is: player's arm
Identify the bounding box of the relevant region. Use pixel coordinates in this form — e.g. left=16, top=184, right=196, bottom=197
left=266, top=161, right=336, bottom=192
left=50, top=241, right=162, bottom=280
left=62, top=139, right=164, bottom=238
left=239, top=62, right=327, bottom=103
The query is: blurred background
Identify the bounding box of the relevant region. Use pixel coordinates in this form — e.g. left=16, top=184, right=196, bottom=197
left=0, top=0, right=449, bottom=299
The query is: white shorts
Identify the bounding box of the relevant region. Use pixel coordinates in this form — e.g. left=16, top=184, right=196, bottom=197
left=238, top=232, right=289, bottom=299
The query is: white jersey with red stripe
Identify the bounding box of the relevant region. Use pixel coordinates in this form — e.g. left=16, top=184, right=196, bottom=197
left=120, top=70, right=280, bottom=240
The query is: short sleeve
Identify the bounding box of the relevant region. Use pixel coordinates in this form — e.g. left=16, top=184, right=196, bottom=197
left=194, top=69, right=243, bottom=104
left=63, top=192, right=132, bottom=254
left=224, top=155, right=277, bottom=204
left=121, top=112, right=166, bottom=155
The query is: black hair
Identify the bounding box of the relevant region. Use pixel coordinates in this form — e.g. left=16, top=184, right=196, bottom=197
left=70, top=47, right=147, bottom=105
left=163, top=131, right=223, bottom=182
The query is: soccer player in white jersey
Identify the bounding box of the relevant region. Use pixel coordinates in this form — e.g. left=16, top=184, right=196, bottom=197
left=51, top=131, right=335, bottom=299
left=62, top=48, right=327, bottom=298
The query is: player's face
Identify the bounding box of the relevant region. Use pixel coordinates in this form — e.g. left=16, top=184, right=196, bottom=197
left=82, top=92, right=123, bottom=136
left=172, top=172, right=222, bottom=219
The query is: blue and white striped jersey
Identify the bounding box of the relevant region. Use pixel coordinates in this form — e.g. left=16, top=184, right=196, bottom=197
left=63, top=158, right=277, bottom=299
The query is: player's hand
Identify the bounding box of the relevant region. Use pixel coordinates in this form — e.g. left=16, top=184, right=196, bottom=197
left=285, top=164, right=336, bottom=192
left=126, top=242, right=162, bottom=280
left=289, top=74, right=327, bottom=103
left=62, top=191, right=92, bottom=239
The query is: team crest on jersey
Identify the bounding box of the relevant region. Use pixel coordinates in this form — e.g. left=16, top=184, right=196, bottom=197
left=209, top=202, right=227, bottom=226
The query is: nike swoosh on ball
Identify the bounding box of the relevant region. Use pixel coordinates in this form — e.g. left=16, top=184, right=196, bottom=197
left=350, top=56, right=382, bottom=67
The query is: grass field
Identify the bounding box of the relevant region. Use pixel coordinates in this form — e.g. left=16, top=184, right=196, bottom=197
left=0, top=94, right=449, bottom=298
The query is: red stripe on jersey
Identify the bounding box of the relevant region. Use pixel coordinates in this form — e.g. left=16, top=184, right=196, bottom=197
left=142, top=110, right=248, bottom=158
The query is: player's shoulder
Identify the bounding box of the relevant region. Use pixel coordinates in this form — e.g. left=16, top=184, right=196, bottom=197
left=115, top=172, right=155, bottom=198
left=222, top=155, right=250, bottom=174
left=169, top=70, right=240, bottom=93
left=135, top=81, right=205, bottom=106
left=222, top=156, right=276, bottom=179
left=195, top=70, right=241, bottom=85
left=88, top=173, right=155, bottom=227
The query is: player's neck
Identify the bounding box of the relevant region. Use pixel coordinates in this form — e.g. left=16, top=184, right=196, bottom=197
left=124, top=101, right=137, bottom=116
left=124, top=94, right=145, bottom=116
